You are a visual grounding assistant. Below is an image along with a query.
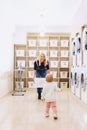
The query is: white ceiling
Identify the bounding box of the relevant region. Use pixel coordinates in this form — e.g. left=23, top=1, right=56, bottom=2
left=5, top=0, right=82, bottom=26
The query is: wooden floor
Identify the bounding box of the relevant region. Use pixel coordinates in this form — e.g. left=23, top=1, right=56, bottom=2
left=0, top=88, right=87, bottom=130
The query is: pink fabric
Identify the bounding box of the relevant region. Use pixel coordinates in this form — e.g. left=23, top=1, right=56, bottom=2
left=46, top=101, right=57, bottom=114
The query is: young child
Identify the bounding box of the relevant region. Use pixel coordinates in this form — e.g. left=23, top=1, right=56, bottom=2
left=42, top=73, right=59, bottom=120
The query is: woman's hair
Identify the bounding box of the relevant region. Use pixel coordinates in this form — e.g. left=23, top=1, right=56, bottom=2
left=40, top=53, right=46, bottom=61
left=46, top=74, right=53, bottom=82
left=37, top=53, right=48, bottom=66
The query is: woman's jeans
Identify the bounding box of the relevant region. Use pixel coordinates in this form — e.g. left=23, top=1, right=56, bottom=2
left=36, top=68, right=47, bottom=99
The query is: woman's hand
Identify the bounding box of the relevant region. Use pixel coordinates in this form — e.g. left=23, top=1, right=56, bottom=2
left=33, top=77, right=35, bottom=82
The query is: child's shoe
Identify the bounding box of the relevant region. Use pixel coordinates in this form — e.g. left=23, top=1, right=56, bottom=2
left=45, top=113, right=49, bottom=117
left=53, top=114, right=58, bottom=120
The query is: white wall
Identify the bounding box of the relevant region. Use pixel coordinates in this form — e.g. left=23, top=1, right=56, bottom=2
left=13, top=25, right=72, bottom=44
left=0, top=31, right=13, bottom=97
left=0, top=1, right=14, bottom=97
left=72, top=0, right=87, bottom=26
left=70, top=0, right=87, bottom=36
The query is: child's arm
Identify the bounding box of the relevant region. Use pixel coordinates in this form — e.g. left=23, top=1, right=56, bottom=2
left=57, top=87, right=62, bottom=92
left=55, top=85, right=62, bottom=92
left=41, top=86, right=46, bottom=100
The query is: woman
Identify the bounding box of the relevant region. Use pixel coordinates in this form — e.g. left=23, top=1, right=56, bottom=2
left=34, top=53, right=50, bottom=100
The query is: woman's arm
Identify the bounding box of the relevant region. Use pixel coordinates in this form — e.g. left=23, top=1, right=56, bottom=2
left=33, top=70, right=36, bottom=81
left=47, top=69, right=50, bottom=74
left=47, top=60, right=50, bottom=74
left=33, top=61, right=37, bottom=81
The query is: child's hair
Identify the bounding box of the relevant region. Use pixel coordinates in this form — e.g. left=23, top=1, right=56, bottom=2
left=46, top=74, right=53, bottom=82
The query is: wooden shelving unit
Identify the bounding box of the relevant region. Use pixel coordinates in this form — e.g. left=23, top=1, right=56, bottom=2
left=14, top=33, right=70, bottom=90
